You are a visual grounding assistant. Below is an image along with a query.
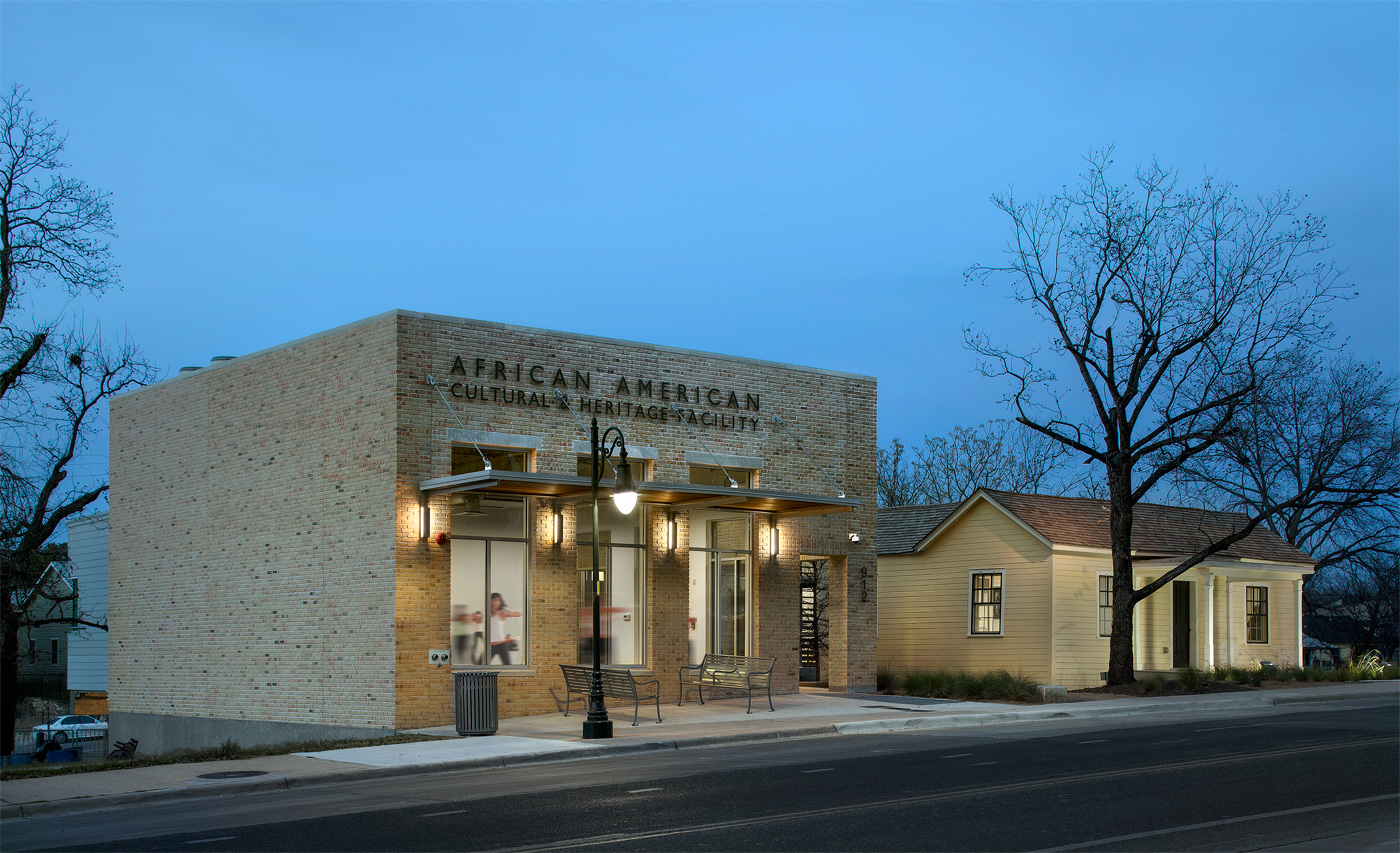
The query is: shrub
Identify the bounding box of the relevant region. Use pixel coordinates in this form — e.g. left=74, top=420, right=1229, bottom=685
left=899, top=670, right=936, bottom=697
left=1141, top=675, right=1165, bottom=695
left=1350, top=650, right=1387, bottom=680
left=876, top=661, right=896, bottom=693
left=1177, top=667, right=1202, bottom=692
left=981, top=670, right=1038, bottom=702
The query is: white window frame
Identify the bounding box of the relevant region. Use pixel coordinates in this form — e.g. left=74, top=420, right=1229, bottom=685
left=968, top=570, right=1004, bottom=637
left=1246, top=585, right=1269, bottom=645
left=1097, top=573, right=1114, bottom=638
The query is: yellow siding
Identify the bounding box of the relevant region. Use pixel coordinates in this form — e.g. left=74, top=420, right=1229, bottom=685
left=1134, top=578, right=1178, bottom=671
left=1218, top=579, right=1300, bottom=668
left=1049, top=554, right=1112, bottom=688
left=878, top=501, right=1052, bottom=681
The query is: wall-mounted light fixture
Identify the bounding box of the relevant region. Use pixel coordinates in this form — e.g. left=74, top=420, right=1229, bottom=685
left=848, top=532, right=861, bottom=543
left=769, top=524, right=781, bottom=557
left=420, top=504, right=431, bottom=539
left=667, top=512, right=677, bottom=551
left=552, top=505, right=564, bottom=546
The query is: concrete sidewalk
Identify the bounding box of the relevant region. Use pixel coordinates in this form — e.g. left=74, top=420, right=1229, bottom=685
left=3, top=681, right=1395, bottom=820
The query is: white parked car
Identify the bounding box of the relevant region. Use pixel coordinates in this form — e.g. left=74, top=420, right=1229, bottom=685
left=32, top=714, right=108, bottom=749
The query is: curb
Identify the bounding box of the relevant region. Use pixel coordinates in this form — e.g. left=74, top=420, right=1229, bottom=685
left=3, top=685, right=1394, bottom=820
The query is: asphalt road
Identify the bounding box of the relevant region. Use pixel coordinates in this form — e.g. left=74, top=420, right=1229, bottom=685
left=13, top=698, right=1399, bottom=852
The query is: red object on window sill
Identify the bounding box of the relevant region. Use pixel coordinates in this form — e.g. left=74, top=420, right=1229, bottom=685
left=435, top=532, right=449, bottom=546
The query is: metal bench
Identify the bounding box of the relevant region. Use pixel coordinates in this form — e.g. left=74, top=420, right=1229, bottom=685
left=559, top=664, right=662, bottom=726
left=679, top=654, right=776, bottom=713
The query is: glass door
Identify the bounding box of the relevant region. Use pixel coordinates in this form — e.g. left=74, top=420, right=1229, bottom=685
left=713, top=552, right=748, bottom=656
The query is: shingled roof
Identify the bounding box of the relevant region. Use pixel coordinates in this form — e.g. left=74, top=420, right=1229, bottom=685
left=878, top=489, right=1314, bottom=566
left=876, top=503, right=958, bottom=555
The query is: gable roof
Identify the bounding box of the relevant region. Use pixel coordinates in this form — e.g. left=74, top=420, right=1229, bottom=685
left=873, top=501, right=963, bottom=554
left=878, top=490, right=1314, bottom=566
left=876, top=503, right=959, bottom=555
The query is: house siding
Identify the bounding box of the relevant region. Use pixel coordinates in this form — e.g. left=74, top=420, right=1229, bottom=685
left=1219, top=579, right=1300, bottom=668
left=67, top=513, right=110, bottom=693
left=1048, top=553, right=1111, bottom=688
left=878, top=501, right=1051, bottom=680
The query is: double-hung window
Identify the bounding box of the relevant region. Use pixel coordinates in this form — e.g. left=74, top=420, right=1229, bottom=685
left=970, top=571, right=1003, bottom=635
left=1246, top=586, right=1269, bottom=644
left=1098, top=575, right=1114, bottom=638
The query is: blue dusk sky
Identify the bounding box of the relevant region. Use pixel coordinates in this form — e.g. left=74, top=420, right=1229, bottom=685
left=2, top=1, right=1396, bottom=476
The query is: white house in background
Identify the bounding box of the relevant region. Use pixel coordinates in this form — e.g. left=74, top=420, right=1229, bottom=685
left=66, top=511, right=110, bottom=715
left=877, top=490, right=1315, bottom=688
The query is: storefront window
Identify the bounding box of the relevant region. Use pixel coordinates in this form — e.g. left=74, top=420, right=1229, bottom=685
left=452, top=446, right=531, bottom=475
left=577, top=498, right=645, bottom=665
left=577, top=457, right=650, bottom=481
left=450, top=496, right=528, bottom=666
left=689, top=466, right=751, bottom=488
left=688, top=511, right=751, bottom=663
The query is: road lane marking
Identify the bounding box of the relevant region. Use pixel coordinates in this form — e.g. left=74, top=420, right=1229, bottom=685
left=627, top=788, right=663, bottom=793
left=941, top=753, right=974, bottom=758
left=969, top=762, right=998, bottom=766
left=184, top=838, right=237, bottom=845
left=488, top=735, right=1399, bottom=853
left=1030, top=792, right=1400, bottom=852
left=1076, top=740, right=1107, bottom=744
left=802, top=768, right=835, bottom=773
left=1197, top=724, right=1264, bottom=731
left=424, top=809, right=470, bottom=817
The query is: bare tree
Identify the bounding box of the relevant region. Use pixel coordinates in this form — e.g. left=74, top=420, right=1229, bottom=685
left=877, top=420, right=1076, bottom=507
left=1305, top=549, right=1400, bottom=661
left=917, top=419, right=1071, bottom=503
left=876, top=439, right=926, bottom=507
left=966, top=149, right=1344, bottom=684
left=1173, top=351, right=1400, bottom=577
left=0, top=85, right=156, bottom=755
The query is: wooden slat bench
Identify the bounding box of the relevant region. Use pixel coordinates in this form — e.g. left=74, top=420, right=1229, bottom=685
left=678, top=654, right=776, bottom=713
left=559, top=664, right=662, bottom=726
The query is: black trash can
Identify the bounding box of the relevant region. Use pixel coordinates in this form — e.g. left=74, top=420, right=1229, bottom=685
left=454, top=670, right=499, bottom=736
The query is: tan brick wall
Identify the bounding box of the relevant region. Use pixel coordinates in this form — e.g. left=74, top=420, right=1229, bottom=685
left=110, top=316, right=401, bottom=731
left=112, top=310, right=877, bottom=740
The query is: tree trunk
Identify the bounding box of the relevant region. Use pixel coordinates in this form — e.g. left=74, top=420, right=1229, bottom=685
left=1, top=610, right=18, bottom=756
left=1106, top=460, right=1137, bottom=685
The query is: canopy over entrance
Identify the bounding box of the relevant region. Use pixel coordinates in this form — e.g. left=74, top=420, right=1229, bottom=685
left=419, top=470, right=859, bottom=518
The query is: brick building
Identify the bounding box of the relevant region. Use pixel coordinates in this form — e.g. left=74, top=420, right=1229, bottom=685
left=109, top=311, right=877, bottom=752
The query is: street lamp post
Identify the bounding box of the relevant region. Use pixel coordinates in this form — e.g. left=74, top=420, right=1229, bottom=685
left=583, top=416, right=638, bottom=740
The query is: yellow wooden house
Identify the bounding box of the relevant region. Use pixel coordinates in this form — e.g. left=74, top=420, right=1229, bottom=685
left=877, top=490, right=1314, bottom=688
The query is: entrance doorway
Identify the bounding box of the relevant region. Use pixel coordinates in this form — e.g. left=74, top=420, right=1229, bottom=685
left=799, top=558, right=829, bottom=683
left=687, top=513, right=752, bottom=663
left=1172, top=581, right=1192, bottom=668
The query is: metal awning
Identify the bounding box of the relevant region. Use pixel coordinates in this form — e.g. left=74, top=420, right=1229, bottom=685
left=419, top=470, right=859, bottom=518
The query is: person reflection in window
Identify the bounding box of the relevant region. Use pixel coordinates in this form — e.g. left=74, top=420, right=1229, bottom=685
left=489, top=592, right=521, bottom=665
left=452, top=604, right=483, bottom=665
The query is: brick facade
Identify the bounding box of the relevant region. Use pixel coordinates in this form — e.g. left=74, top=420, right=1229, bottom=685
left=110, top=311, right=876, bottom=751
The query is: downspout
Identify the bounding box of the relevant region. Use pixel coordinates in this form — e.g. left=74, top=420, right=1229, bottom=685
left=1294, top=578, right=1304, bottom=668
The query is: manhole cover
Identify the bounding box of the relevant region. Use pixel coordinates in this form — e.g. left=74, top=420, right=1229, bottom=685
left=197, top=770, right=269, bottom=779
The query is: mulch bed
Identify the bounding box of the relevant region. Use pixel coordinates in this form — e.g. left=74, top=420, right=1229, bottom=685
left=1071, top=680, right=1255, bottom=698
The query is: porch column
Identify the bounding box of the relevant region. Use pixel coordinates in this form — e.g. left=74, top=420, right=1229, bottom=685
left=1225, top=580, right=1235, bottom=667
left=1294, top=578, right=1304, bottom=668
left=1202, top=573, right=1215, bottom=669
